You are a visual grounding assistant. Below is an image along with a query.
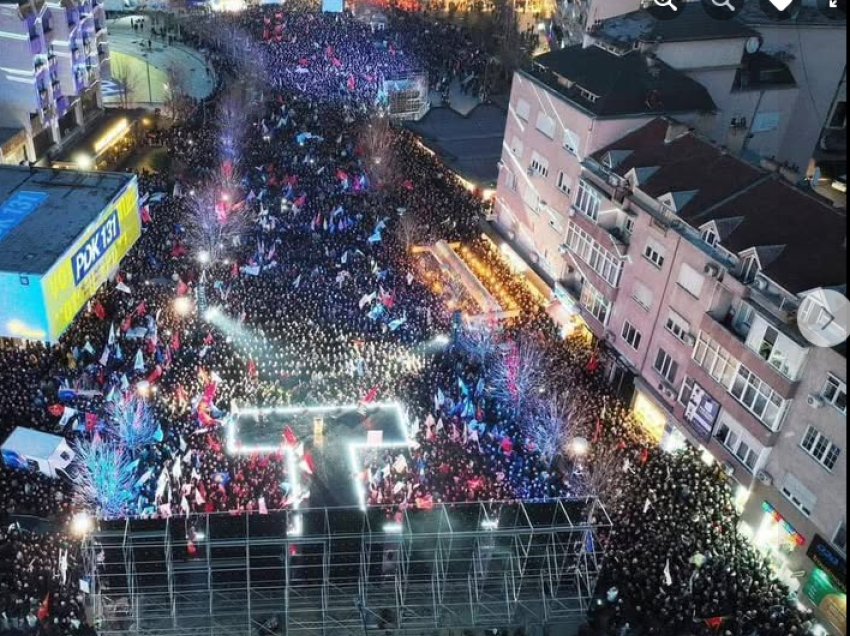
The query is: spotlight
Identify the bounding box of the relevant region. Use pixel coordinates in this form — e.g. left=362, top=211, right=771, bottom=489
left=198, top=251, right=211, bottom=265
left=71, top=512, right=93, bottom=537
left=204, top=307, right=219, bottom=322
left=430, top=334, right=450, bottom=347
left=174, top=296, right=193, bottom=317
left=137, top=381, right=151, bottom=397
left=569, top=437, right=590, bottom=458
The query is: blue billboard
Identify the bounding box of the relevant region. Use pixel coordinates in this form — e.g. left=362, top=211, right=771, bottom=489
left=72, top=210, right=122, bottom=285
left=0, top=191, right=49, bottom=242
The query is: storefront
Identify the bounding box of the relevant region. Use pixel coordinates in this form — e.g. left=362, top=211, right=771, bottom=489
left=804, top=535, right=847, bottom=636
left=631, top=384, right=670, bottom=444
left=548, top=283, right=593, bottom=342
left=744, top=501, right=807, bottom=592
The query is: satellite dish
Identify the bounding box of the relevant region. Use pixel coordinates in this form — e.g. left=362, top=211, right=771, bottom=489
left=746, top=36, right=762, bottom=55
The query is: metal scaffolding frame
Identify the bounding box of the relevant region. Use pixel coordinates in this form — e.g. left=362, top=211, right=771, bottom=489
left=87, top=498, right=611, bottom=635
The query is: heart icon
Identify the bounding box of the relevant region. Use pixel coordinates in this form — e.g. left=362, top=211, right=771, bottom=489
left=768, top=0, right=794, bottom=10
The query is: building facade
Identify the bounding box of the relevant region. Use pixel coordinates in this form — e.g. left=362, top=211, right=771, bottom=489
left=0, top=0, right=110, bottom=164
left=520, top=117, right=846, bottom=635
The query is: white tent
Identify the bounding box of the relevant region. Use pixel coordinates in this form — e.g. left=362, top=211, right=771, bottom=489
left=1, top=427, right=74, bottom=478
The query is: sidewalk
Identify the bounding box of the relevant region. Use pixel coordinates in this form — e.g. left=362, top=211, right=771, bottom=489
left=104, top=16, right=216, bottom=107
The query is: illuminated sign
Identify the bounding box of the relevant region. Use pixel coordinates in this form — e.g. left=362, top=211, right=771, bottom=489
left=93, top=118, right=130, bottom=155
left=42, top=180, right=140, bottom=341
left=808, top=534, right=847, bottom=593
left=761, top=500, right=806, bottom=547
left=683, top=382, right=720, bottom=441
left=0, top=191, right=48, bottom=242
left=72, top=210, right=121, bottom=285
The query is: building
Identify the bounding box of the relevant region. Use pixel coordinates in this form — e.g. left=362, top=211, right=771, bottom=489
left=550, top=118, right=846, bottom=635
left=493, top=44, right=715, bottom=288
left=0, top=0, right=111, bottom=165
left=555, top=1, right=847, bottom=184
left=0, top=166, right=139, bottom=342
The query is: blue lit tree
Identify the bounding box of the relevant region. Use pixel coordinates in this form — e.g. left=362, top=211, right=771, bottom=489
left=73, top=437, right=138, bottom=519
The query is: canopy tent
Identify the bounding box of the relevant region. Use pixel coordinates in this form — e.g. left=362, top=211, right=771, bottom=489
left=1, top=427, right=74, bottom=479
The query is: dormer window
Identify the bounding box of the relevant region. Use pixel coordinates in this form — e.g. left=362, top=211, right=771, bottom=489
left=740, top=254, right=761, bottom=284
left=701, top=225, right=719, bottom=248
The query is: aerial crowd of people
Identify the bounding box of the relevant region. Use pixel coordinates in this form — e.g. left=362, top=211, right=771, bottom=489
left=0, top=3, right=823, bottom=636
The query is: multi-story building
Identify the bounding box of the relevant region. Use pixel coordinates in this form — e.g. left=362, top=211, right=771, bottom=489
left=549, top=117, right=846, bottom=636
left=0, top=0, right=110, bottom=164
left=556, top=1, right=847, bottom=184
left=493, top=44, right=716, bottom=285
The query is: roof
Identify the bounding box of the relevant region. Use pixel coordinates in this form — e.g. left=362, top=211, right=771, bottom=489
left=528, top=46, right=716, bottom=118
left=738, top=2, right=846, bottom=26
left=592, top=8, right=758, bottom=48
left=0, top=166, right=134, bottom=275
left=1, top=427, right=67, bottom=458
left=405, top=104, right=507, bottom=187
left=594, top=119, right=847, bottom=294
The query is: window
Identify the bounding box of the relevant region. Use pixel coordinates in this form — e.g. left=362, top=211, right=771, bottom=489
left=622, top=321, right=642, bottom=351
left=546, top=208, right=565, bottom=235
left=565, top=224, right=624, bottom=287
left=716, top=422, right=761, bottom=472
left=536, top=112, right=555, bottom=139
left=515, top=98, right=531, bottom=122
left=632, top=282, right=654, bottom=312
left=753, top=326, right=797, bottom=377
left=834, top=521, right=847, bottom=555
left=654, top=349, right=679, bottom=384
left=666, top=311, right=691, bottom=343
left=563, top=128, right=581, bottom=156
left=740, top=255, right=760, bottom=284
left=556, top=171, right=572, bottom=196
left=694, top=333, right=737, bottom=388
left=644, top=240, right=666, bottom=269
left=580, top=282, right=611, bottom=326
left=702, top=226, right=719, bottom=248
left=801, top=426, right=842, bottom=471
left=503, top=169, right=518, bottom=192
left=575, top=181, right=601, bottom=221
left=678, top=264, right=705, bottom=299
left=530, top=152, right=550, bottom=178
left=781, top=473, right=817, bottom=518
left=679, top=376, right=697, bottom=406
left=730, top=366, right=788, bottom=430
left=822, top=375, right=847, bottom=415
left=522, top=184, right=540, bottom=213
left=510, top=135, right=524, bottom=159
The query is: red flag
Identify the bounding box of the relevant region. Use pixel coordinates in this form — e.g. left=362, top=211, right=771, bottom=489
left=206, top=434, right=221, bottom=453
left=283, top=426, right=298, bottom=446
left=361, top=384, right=380, bottom=404
left=171, top=331, right=180, bottom=352
left=175, top=384, right=188, bottom=405
left=176, top=279, right=189, bottom=295
left=704, top=617, right=724, bottom=629
left=204, top=333, right=214, bottom=346
left=121, top=316, right=132, bottom=332
left=247, top=360, right=258, bottom=379
left=93, top=301, right=107, bottom=320
left=140, top=205, right=152, bottom=224
left=593, top=418, right=603, bottom=444
left=85, top=413, right=98, bottom=431
left=135, top=301, right=147, bottom=317
left=402, top=180, right=414, bottom=191
left=640, top=448, right=650, bottom=465
left=302, top=453, right=315, bottom=475
left=37, top=593, right=50, bottom=621
left=48, top=404, right=65, bottom=417
left=500, top=437, right=514, bottom=455
left=347, top=74, right=356, bottom=91
left=232, top=261, right=239, bottom=278
left=586, top=351, right=599, bottom=373
left=147, top=365, right=163, bottom=384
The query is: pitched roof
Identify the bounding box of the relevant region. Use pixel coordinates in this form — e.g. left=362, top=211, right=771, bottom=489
left=528, top=46, right=716, bottom=118
left=593, top=8, right=758, bottom=48
left=594, top=118, right=847, bottom=294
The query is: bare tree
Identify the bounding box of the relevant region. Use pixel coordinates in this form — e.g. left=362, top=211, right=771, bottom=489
left=111, top=58, right=141, bottom=108
left=164, top=63, right=193, bottom=122
left=491, top=338, right=548, bottom=416
left=184, top=183, right=253, bottom=263
left=359, top=113, right=398, bottom=189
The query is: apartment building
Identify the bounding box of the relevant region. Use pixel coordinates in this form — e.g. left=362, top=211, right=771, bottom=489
left=557, top=118, right=847, bottom=636
left=493, top=43, right=716, bottom=287
left=556, top=1, right=847, bottom=184
left=0, top=0, right=110, bottom=164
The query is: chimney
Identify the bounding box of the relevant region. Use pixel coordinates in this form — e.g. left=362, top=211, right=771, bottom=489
left=665, top=121, right=690, bottom=144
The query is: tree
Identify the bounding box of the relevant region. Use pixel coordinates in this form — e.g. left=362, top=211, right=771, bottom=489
left=107, top=394, right=161, bottom=456
left=359, top=113, right=399, bottom=190
left=184, top=183, right=253, bottom=263
left=73, top=436, right=138, bottom=519
left=163, top=63, right=192, bottom=121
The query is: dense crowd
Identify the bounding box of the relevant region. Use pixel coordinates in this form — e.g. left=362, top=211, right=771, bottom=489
left=0, top=4, right=822, bottom=636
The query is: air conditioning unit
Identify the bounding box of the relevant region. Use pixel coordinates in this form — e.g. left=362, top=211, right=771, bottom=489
left=527, top=166, right=536, bottom=177
left=507, top=231, right=516, bottom=241
left=684, top=333, right=697, bottom=347
left=704, top=263, right=722, bottom=279
left=485, top=212, right=497, bottom=222
left=754, top=278, right=769, bottom=292
left=807, top=394, right=826, bottom=409
left=604, top=330, right=617, bottom=343
left=720, top=461, right=736, bottom=477
left=559, top=244, right=569, bottom=256
left=757, top=470, right=774, bottom=487
left=568, top=208, right=577, bottom=218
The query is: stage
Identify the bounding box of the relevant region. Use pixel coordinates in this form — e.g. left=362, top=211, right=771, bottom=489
left=226, top=402, right=413, bottom=510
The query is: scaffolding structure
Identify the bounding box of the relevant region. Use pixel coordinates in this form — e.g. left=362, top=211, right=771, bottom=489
left=87, top=498, right=611, bottom=636
left=383, top=72, right=430, bottom=121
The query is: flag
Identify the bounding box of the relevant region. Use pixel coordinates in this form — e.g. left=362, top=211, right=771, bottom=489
left=85, top=413, right=98, bottom=432
left=259, top=496, right=268, bottom=515
left=359, top=292, right=376, bottom=309
left=93, top=302, right=107, bottom=320
left=108, top=323, right=116, bottom=346
left=361, top=385, right=380, bottom=405
left=134, top=349, right=145, bottom=372
left=48, top=404, right=65, bottom=417
left=283, top=426, right=298, bottom=446
left=704, top=617, right=724, bottom=629
left=663, top=559, right=673, bottom=586
left=37, top=593, right=50, bottom=621
left=58, top=407, right=78, bottom=430
left=99, top=345, right=110, bottom=367
left=586, top=351, right=599, bottom=372
left=83, top=340, right=95, bottom=355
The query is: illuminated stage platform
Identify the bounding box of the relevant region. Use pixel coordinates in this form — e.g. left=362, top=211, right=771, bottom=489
left=227, top=402, right=413, bottom=510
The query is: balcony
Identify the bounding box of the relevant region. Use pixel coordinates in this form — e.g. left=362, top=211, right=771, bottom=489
left=700, top=311, right=799, bottom=400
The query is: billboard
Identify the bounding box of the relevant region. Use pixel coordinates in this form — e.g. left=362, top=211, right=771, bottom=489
left=322, top=0, right=343, bottom=12
left=41, top=179, right=140, bottom=341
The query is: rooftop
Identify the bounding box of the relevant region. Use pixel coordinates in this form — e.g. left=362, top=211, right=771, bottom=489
left=592, top=8, right=758, bottom=49
left=528, top=45, right=716, bottom=118
left=405, top=104, right=507, bottom=187
left=594, top=119, right=847, bottom=294
left=738, top=2, right=846, bottom=26
left=0, top=166, right=134, bottom=275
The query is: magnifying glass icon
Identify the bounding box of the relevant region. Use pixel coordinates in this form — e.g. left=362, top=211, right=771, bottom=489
left=655, top=0, right=680, bottom=9
left=712, top=0, right=737, bottom=11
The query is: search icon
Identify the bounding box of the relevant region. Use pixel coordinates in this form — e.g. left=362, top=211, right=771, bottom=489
left=648, top=0, right=688, bottom=19
left=702, top=0, right=745, bottom=18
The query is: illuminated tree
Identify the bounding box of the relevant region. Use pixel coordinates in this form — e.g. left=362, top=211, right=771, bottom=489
left=73, top=437, right=138, bottom=519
